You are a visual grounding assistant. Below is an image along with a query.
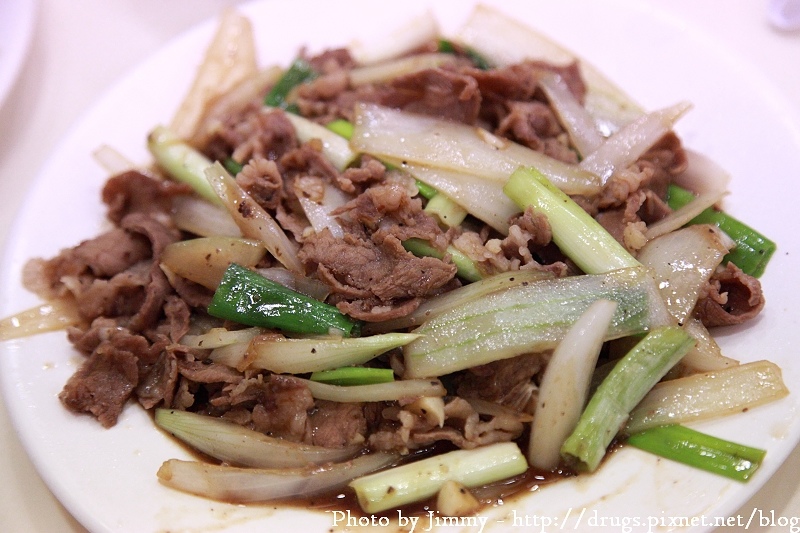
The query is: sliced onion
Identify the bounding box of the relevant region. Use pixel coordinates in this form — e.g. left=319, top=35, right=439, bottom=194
left=579, top=102, right=692, bottom=184
left=92, top=144, right=137, bottom=175
left=246, top=333, right=420, bottom=374
left=0, top=299, right=83, bottom=341
left=637, top=224, right=730, bottom=326
left=625, top=360, right=789, bottom=434
left=180, top=327, right=262, bottom=350
left=672, top=148, right=732, bottom=195
left=155, top=409, right=363, bottom=468
left=157, top=452, right=399, bottom=503
left=351, top=103, right=602, bottom=196
left=160, top=236, right=265, bottom=290
left=679, top=317, right=739, bottom=373
left=455, top=4, right=644, bottom=133
left=539, top=73, right=604, bottom=157
left=297, top=182, right=350, bottom=239
left=171, top=195, right=242, bottom=238
left=644, top=189, right=728, bottom=240
left=348, top=9, right=440, bottom=65
left=349, top=53, right=457, bottom=86
left=283, top=112, right=356, bottom=171
left=208, top=341, right=250, bottom=370
left=191, top=66, right=282, bottom=147
left=205, top=162, right=303, bottom=274
left=529, top=299, right=617, bottom=470
left=170, top=8, right=258, bottom=140
left=401, top=163, right=519, bottom=234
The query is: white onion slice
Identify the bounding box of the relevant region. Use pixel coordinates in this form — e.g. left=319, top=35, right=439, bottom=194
left=170, top=9, right=258, bottom=140
left=283, top=112, right=356, bottom=171
left=349, top=10, right=440, bottom=65
left=256, top=267, right=331, bottom=301
left=349, top=53, right=456, bottom=86
left=679, top=317, right=739, bottom=373
left=625, top=360, right=789, bottom=434
left=0, top=300, right=82, bottom=341
left=155, top=409, right=363, bottom=468
left=400, top=162, right=520, bottom=234
left=297, top=183, right=350, bottom=239
left=205, top=162, right=303, bottom=274
left=529, top=299, right=617, bottom=470
left=92, top=144, right=137, bottom=175
left=157, top=452, right=398, bottom=503
left=455, top=4, right=644, bottom=134
left=579, top=102, right=692, bottom=184
left=672, top=148, right=732, bottom=195
left=644, top=189, right=727, bottom=241
left=539, top=73, right=604, bottom=157
left=180, top=327, right=262, bottom=350
left=351, top=103, right=601, bottom=196
left=171, top=195, right=242, bottom=238
left=637, top=224, right=730, bottom=325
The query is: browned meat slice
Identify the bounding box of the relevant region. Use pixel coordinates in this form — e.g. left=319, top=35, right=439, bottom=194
left=59, top=330, right=141, bottom=428
left=455, top=353, right=544, bottom=412
left=368, top=397, right=524, bottom=453
left=694, top=263, right=765, bottom=327
left=102, top=170, right=192, bottom=224
left=305, top=400, right=368, bottom=448
left=379, top=68, right=482, bottom=124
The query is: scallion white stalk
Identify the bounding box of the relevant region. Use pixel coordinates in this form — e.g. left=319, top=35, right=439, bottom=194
left=349, top=442, right=528, bottom=513
left=503, top=167, right=640, bottom=275
left=560, top=326, right=695, bottom=472
left=403, top=267, right=671, bottom=378
left=299, top=377, right=446, bottom=403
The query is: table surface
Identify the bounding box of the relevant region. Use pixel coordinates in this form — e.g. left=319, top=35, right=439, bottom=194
left=1, top=1, right=798, bottom=532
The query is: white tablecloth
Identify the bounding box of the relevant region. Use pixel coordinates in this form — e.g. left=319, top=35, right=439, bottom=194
left=1, top=1, right=798, bottom=531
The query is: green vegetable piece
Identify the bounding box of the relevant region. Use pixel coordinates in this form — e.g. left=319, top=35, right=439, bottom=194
left=667, top=184, right=776, bottom=278
left=627, top=424, right=765, bottom=482
left=264, top=58, right=317, bottom=110
left=504, top=167, right=641, bottom=274
left=326, top=119, right=355, bottom=139
left=415, top=180, right=438, bottom=200
left=349, top=441, right=528, bottom=513
left=147, top=125, right=221, bottom=205
left=402, top=238, right=483, bottom=282
left=310, top=367, right=395, bottom=386
left=223, top=157, right=243, bottom=176
left=437, top=38, right=491, bottom=70
left=560, top=326, right=695, bottom=472
left=208, top=263, right=359, bottom=336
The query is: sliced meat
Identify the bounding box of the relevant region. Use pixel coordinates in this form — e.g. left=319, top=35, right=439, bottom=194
left=368, top=397, right=524, bottom=453
left=305, top=400, right=368, bottom=447
left=379, top=68, right=482, bottom=124
left=694, top=263, right=765, bottom=327
left=59, top=331, right=141, bottom=428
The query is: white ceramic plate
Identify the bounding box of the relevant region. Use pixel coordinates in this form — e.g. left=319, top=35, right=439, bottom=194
left=2, top=1, right=799, bottom=532
left=0, top=0, right=37, bottom=111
